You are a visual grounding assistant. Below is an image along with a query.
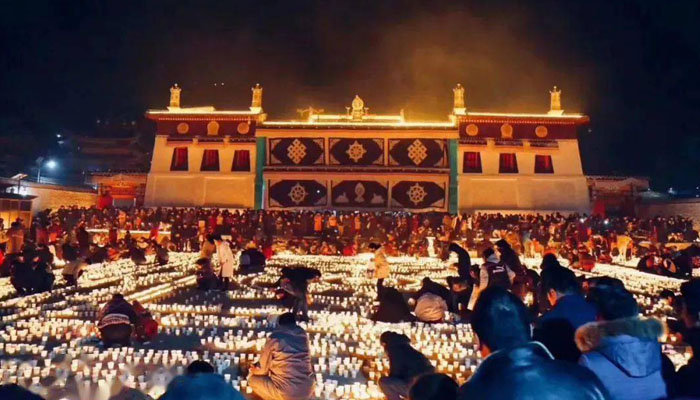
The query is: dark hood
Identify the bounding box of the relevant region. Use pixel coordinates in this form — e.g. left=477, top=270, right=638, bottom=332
left=576, top=317, right=666, bottom=378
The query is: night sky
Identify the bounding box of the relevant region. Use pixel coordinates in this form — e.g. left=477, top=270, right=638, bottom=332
left=1, top=1, right=699, bottom=189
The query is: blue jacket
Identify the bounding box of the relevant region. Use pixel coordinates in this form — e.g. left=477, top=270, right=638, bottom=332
left=576, top=317, right=667, bottom=400
left=535, top=294, right=598, bottom=362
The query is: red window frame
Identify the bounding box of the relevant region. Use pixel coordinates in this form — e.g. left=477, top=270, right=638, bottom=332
left=200, top=149, right=220, bottom=171
left=232, top=150, right=251, bottom=172
left=499, top=153, right=518, bottom=173
left=535, top=154, right=554, bottom=174
left=462, top=151, right=482, bottom=173
left=170, top=147, right=189, bottom=171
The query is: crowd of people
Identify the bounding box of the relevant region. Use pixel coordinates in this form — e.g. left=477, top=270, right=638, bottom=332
left=2, top=206, right=699, bottom=278
left=1, top=206, right=700, bottom=399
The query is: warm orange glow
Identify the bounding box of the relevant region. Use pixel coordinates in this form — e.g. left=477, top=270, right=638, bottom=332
left=466, top=111, right=585, bottom=119
left=261, top=120, right=456, bottom=128
left=147, top=108, right=259, bottom=116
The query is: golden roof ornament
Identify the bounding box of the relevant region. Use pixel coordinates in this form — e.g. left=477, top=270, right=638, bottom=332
left=250, top=83, right=263, bottom=112
left=453, top=83, right=466, bottom=115
left=169, top=83, right=181, bottom=109
left=548, top=85, right=563, bottom=115
left=351, top=95, right=365, bottom=120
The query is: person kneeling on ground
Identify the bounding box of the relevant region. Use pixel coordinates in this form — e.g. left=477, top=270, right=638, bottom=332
left=195, top=258, right=218, bottom=291
left=372, top=286, right=416, bottom=323
left=414, top=292, right=449, bottom=323
left=379, top=331, right=435, bottom=400
left=248, top=312, right=314, bottom=400
left=239, top=241, right=266, bottom=274
left=97, top=293, right=139, bottom=347
left=458, top=287, right=609, bottom=400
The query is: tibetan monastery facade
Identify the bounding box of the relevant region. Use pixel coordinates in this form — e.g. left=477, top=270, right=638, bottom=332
left=144, top=84, right=591, bottom=213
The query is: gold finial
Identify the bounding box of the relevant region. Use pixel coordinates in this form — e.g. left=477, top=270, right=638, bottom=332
left=549, top=86, right=563, bottom=114
left=251, top=83, right=263, bottom=112
left=169, top=83, right=181, bottom=108
left=453, top=84, right=466, bottom=114
left=350, top=95, right=365, bottom=120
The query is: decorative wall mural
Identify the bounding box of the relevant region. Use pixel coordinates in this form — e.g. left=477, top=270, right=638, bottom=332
left=391, top=180, right=447, bottom=209
left=287, top=139, right=307, bottom=165
left=388, top=139, right=447, bottom=168
left=269, top=138, right=324, bottom=166
left=329, top=138, right=383, bottom=165
left=268, top=180, right=327, bottom=207
left=331, top=180, right=389, bottom=208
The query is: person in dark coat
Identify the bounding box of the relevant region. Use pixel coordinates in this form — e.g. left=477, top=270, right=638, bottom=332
left=129, top=243, right=147, bottom=265
left=676, top=327, right=700, bottom=398
left=677, top=279, right=700, bottom=397
left=373, top=286, right=416, bottom=323
left=86, top=244, right=109, bottom=264
left=538, top=254, right=565, bottom=313
left=35, top=244, right=54, bottom=266
left=379, top=331, right=435, bottom=400
left=161, top=372, right=245, bottom=400
left=409, top=373, right=458, bottom=400
left=9, top=255, right=32, bottom=295
left=495, top=239, right=525, bottom=276
left=76, top=225, right=90, bottom=255
left=459, top=287, right=609, bottom=400
left=448, top=242, right=472, bottom=282
left=279, top=266, right=321, bottom=322
left=239, top=242, right=266, bottom=274
left=534, top=266, right=597, bottom=362
left=30, top=261, right=54, bottom=293
left=195, top=258, right=218, bottom=291
left=576, top=283, right=668, bottom=400
left=154, top=242, right=169, bottom=266
left=0, top=384, right=45, bottom=400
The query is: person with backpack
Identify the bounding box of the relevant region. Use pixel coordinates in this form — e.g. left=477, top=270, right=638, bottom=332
left=468, top=248, right=515, bottom=309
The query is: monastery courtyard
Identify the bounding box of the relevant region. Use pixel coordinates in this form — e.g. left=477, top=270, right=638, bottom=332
left=0, top=253, right=691, bottom=400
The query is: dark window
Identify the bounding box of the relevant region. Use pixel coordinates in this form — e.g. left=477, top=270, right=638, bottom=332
left=170, top=147, right=189, bottom=171
left=200, top=149, right=220, bottom=171
left=462, top=152, right=482, bottom=173
left=232, top=150, right=251, bottom=172
left=499, top=153, right=518, bottom=173
left=535, top=154, right=554, bottom=174
left=19, top=201, right=32, bottom=211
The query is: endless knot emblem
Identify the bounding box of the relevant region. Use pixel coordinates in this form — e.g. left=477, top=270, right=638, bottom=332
left=346, top=141, right=367, bottom=163
left=407, top=183, right=428, bottom=205
left=288, top=183, right=308, bottom=205
left=287, top=139, right=307, bottom=164
left=407, top=139, right=427, bottom=165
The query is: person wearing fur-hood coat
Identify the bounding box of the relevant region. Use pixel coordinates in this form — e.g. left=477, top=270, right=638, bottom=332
left=576, top=283, right=670, bottom=400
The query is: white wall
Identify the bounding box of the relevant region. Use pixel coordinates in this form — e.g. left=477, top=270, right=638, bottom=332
left=145, top=136, right=257, bottom=207
left=457, top=139, right=590, bottom=212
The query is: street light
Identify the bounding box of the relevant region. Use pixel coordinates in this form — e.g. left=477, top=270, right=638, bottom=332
left=37, top=159, right=57, bottom=183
